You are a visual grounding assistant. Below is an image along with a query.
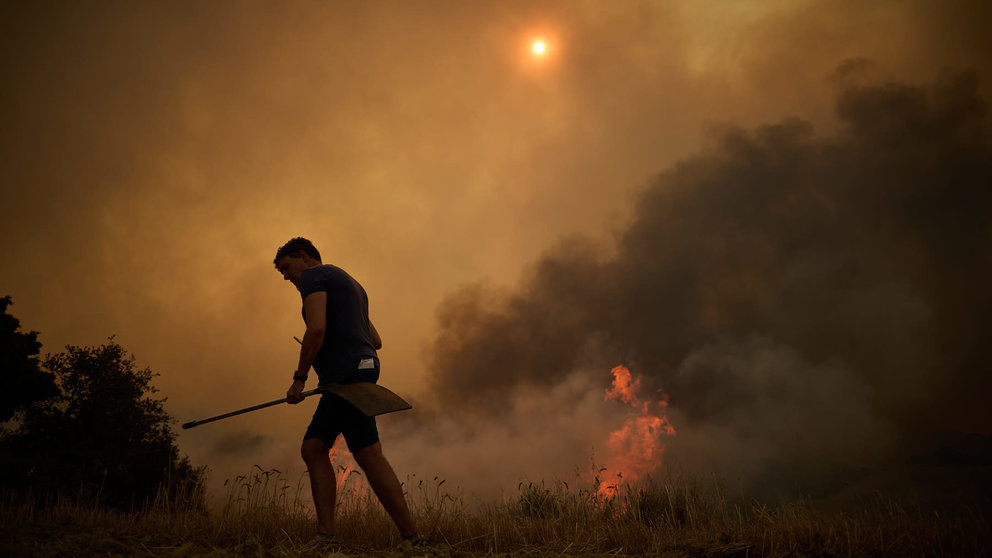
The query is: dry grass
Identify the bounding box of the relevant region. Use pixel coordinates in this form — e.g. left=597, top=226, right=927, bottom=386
left=1, top=465, right=988, bottom=557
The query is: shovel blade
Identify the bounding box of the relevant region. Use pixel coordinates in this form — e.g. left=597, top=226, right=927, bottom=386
left=317, top=382, right=412, bottom=416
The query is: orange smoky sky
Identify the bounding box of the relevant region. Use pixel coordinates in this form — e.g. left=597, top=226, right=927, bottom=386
left=2, top=1, right=990, bottom=501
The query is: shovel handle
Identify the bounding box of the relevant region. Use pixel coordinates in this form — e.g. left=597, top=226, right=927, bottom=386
left=182, top=388, right=320, bottom=429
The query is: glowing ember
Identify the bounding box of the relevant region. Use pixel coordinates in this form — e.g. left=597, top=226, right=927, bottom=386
left=597, top=364, right=676, bottom=497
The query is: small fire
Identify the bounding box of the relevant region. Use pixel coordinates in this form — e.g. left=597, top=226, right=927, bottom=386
left=327, top=438, right=365, bottom=495
left=597, top=364, right=676, bottom=497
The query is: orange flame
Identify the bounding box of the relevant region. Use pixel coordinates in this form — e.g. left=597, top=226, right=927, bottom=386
left=327, top=438, right=365, bottom=496
left=597, top=364, right=676, bottom=497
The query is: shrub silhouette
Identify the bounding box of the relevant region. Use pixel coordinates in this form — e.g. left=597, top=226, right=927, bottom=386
left=0, top=309, right=203, bottom=509
left=0, top=296, right=57, bottom=422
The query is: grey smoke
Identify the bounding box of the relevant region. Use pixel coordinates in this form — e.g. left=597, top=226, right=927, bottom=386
left=422, top=67, right=992, bottom=489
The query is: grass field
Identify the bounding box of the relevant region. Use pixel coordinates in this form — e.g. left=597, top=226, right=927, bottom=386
left=1, top=465, right=989, bottom=557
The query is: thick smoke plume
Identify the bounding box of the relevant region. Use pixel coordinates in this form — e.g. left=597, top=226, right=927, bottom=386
left=422, top=69, right=991, bottom=493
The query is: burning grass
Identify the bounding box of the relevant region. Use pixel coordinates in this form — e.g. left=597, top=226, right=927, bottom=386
left=1, top=465, right=988, bottom=557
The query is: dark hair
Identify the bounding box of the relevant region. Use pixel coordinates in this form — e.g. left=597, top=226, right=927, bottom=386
left=274, top=237, right=322, bottom=266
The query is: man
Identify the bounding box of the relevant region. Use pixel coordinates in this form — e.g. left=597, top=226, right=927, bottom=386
left=274, top=237, right=421, bottom=548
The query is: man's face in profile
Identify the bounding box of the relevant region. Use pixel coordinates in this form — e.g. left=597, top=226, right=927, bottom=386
left=276, top=253, right=308, bottom=288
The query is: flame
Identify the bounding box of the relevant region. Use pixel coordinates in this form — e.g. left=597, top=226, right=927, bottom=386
left=605, top=364, right=642, bottom=406
left=327, top=438, right=365, bottom=496
left=597, top=364, right=676, bottom=497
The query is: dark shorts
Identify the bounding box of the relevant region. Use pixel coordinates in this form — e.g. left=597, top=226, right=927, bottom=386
left=303, top=364, right=380, bottom=453
left=303, top=392, right=379, bottom=452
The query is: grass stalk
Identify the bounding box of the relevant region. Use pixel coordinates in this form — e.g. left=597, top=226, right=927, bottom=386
left=1, top=467, right=988, bottom=557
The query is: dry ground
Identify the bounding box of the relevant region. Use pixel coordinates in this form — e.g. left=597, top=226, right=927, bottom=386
left=2, top=465, right=989, bottom=557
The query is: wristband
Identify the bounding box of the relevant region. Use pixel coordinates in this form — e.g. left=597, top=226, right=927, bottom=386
left=293, top=372, right=308, bottom=382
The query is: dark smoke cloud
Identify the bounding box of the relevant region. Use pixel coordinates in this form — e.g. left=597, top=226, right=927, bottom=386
left=426, top=68, right=992, bottom=486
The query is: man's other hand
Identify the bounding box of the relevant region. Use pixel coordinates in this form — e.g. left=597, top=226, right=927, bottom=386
left=287, top=380, right=306, bottom=404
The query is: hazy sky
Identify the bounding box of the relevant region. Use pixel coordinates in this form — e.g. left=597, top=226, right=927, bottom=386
left=2, top=1, right=990, bottom=501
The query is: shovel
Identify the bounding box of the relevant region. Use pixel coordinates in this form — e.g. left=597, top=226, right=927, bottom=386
left=182, top=382, right=412, bottom=430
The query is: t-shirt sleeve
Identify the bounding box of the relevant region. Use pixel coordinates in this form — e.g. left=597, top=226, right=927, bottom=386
left=299, top=268, right=327, bottom=299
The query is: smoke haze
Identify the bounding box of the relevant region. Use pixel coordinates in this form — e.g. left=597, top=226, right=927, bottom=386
left=1, top=1, right=990, bottom=501
left=422, top=70, right=991, bottom=494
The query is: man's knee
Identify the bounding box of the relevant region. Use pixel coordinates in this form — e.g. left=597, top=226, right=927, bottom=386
left=353, top=441, right=384, bottom=469
left=301, top=438, right=330, bottom=465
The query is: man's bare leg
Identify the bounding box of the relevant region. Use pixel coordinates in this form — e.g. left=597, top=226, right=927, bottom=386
left=301, top=438, right=337, bottom=535
left=353, top=441, right=417, bottom=537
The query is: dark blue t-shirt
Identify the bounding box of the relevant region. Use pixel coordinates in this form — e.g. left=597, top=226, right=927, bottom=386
left=299, top=264, right=378, bottom=384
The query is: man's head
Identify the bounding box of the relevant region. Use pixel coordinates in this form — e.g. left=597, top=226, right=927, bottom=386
left=274, top=237, right=322, bottom=288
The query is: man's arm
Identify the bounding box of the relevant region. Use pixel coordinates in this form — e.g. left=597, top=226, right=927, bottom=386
left=370, top=321, right=382, bottom=350
left=287, top=291, right=326, bottom=403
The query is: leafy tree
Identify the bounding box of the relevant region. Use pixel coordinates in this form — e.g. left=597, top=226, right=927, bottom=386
left=0, top=337, right=204, bottom=509
left=0, top=296, right=57, bottom=423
